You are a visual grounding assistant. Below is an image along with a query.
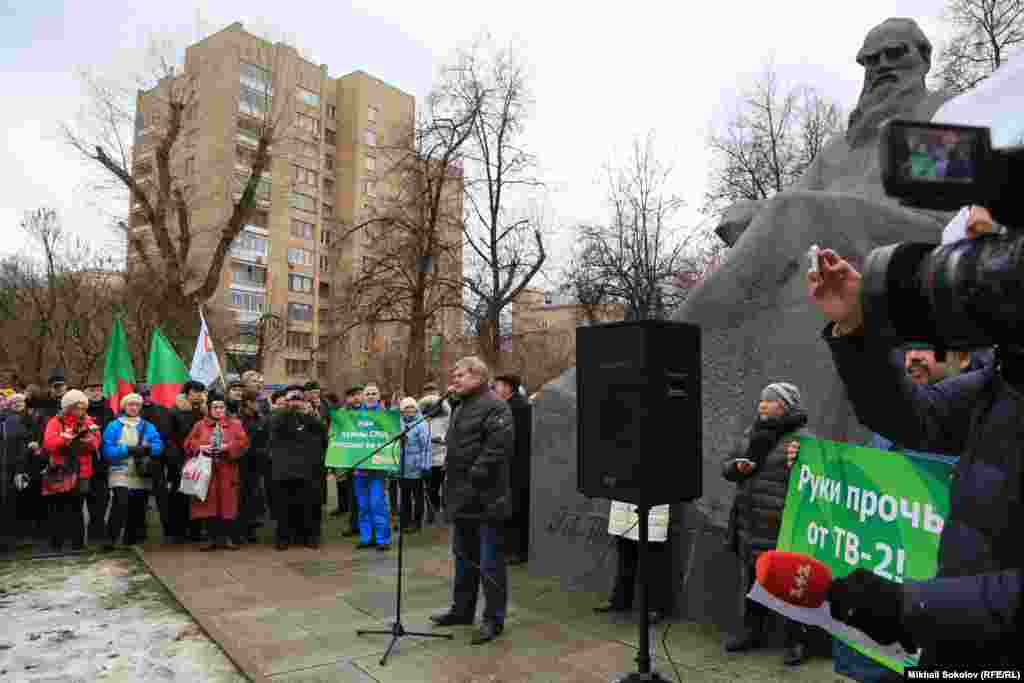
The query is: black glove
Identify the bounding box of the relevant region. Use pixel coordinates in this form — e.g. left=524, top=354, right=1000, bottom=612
left=827, top=569, right=917, bottom=652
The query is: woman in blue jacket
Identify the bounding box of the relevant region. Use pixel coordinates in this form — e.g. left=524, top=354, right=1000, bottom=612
left=398, top=397, right=432, bottom=533
left=102, top=393, right=163, bottom=548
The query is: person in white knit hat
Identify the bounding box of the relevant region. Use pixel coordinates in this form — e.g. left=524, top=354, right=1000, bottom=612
left=101, top=393, right=163, bottom=549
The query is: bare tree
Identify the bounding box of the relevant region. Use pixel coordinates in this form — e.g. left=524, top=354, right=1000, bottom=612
left=0, top=209, right=123, bottom=385
left=454, top=35, right=548, bottom=368
left=703, top=64, right=844, bottom=219
left=565, top=134, right=712, bottom=322
left=62, top=33, right=297, bottom=349
left=220, top=307, right=286, bottom=375
left=934, top=0, right=1024, bottom=94
left=332, top=75, right=480, bottom=395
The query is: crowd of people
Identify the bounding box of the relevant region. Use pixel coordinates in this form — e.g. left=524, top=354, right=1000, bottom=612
left=0, top=362, right=534, bottom=572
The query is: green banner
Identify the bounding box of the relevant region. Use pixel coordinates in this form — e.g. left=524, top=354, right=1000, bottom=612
left=776, top=437, right=954, bottom=674
left=325, top=409, right=401, bottom=473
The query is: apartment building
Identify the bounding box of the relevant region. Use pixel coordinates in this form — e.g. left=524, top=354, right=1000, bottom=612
left=129, top=22, right=461, bottom=387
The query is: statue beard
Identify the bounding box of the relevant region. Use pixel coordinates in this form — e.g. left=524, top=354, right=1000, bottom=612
left=846, top=77, right=927, bottom=148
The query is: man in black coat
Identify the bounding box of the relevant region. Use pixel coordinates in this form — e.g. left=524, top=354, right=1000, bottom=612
left=34, top=370, right=66, bottom=424
left=430, top=357, right=514, bottom=645
left=268, top=386, right=328, bottom=549
left=494, top=374, right=532, bottom=564
left=238, top=389, right=268, bottom=543
left=83, top=380, right=116, bottom=544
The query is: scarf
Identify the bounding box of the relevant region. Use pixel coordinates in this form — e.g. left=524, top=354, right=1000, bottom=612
left=118, top=416, right=141, bottom=448
left=745, top=410, right=808, bottom=466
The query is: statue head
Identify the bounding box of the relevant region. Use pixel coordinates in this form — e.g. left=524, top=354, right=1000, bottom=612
left=848, top=18, right=933, bottom=147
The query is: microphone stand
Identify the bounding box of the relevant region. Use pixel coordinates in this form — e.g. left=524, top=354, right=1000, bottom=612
left=352, top=403, right=453, bottom=665
left=615, top=502, right=668, bottom=683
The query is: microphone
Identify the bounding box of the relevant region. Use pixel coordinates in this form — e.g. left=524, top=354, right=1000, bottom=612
left=755, top=550, right=833, bottom=609
left=424, top=389, right=456, bottom=416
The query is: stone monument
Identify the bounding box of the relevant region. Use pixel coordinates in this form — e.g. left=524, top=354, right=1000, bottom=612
left=529, top=17, right=955, bottom=631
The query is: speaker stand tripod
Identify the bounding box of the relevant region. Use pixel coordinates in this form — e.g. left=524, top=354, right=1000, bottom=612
left=355, top=430, right=453, bottom=665
left=615, top=502, right=668, bottom=682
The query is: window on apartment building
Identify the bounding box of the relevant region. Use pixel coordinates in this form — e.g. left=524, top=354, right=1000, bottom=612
left=290, top=219, right=314, bottom=240
left=368, top=105, right=378, bottom=123
left=287, top=247, right=313, bottom=266
left=317, top=361, right=328, bottom=378
left=185, top=102, right=197, bottom=121
left=365, top=156, right=376, bottom=173
left=287, top=302, right=314, bottom=321
left=319, top=309, right=330, bottom=325
left=364, top=180, right=377, bottom=197
left=319, top=254, right=330, bottom=272
left=240, top=63, right=273, bottom=94
left=322, top=203, right=333, bottom=218
left=231, top=263, right=267, bottom=287
left=232, top=233, right=268, bottom=255
left=365, top=130, right=377, bottom=147
left=322, top=177, right=334, bottom=195
left=186, top=128, right=198, bottom=148
left=324, top=129, right=336, bottom=146
left=297, top=113, right=320, bottom=137
left=319, top=229, right=332, bottom=247
left=228, top=289, right=265, bottom=313
left=289, top=192, right=317, bottom=213
left=247, top=210, right=269, bottom=229
left=286, top=359, right=312, bottom=376
left=286, top=331, right=313, bottom=349
left=326, top=104, right=336, bottom=119
left=324, top=154, right=335, bottom=171
left=239, top=86, right=272, bottom=117
left=185, top=157, right=195, bottom=176
left=288, top=273, right=313, bottom=293
left=319, top=282, right=330, bottom=298
left=296, top=87, right=320, bottom=108
left=292, top=165, right=317, bottom=187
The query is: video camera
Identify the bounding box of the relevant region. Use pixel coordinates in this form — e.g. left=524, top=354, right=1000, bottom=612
left=859, top=120, right=1024, bottom=349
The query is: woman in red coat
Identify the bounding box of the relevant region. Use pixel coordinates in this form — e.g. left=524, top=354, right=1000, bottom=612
left=183, top=392, right=248, bottom=551
left=42, top=389, right=101, bottom=551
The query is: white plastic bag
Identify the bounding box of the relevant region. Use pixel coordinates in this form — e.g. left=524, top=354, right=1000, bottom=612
left=180, top=454, right=212, bottom=502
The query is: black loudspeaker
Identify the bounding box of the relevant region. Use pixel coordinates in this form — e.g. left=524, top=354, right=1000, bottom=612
left=576, top=320, right=701, bottom=505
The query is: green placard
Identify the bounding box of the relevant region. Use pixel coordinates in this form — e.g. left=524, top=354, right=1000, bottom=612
left=325, top=408, right=401, bottom=473
left=776, top=437, right=954, bottom=674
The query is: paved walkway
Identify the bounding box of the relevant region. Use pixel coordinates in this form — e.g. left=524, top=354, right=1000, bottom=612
left=138, top=519, right=844, bottom=683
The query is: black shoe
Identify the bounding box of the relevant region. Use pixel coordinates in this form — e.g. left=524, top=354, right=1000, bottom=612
left=356, top=542, right=375, bottom=549
left=508, top=555, right=528, bottom=565
left=593, top=602, right=630, bottom=614
left=223, top=541, right=241, bottom=551
left=430, top=611, right=474, bottom=626
left=199, top=542, right=219, bottom=552
left=783, top=642, right=808, bottom=666
left=304, top=539, right=320, bottom=549
left=102, top=544, right=117, bottom=552
left=724, top=630, right=761, bottom=653
left=275, top=542, right=289, bottom=551
left=376, top=544, right=390, bottom=552
left=471, top=620, right=503, bottom=645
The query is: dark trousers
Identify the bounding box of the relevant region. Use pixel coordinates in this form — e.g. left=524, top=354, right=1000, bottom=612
left=505, top=490, right=530, bottom=560
left=0, top=484, right=19, bottom=551
left=608, top=536, right=672, bottom=611
left=334, top=476, right=352, bottom=514
left=107, top=487, right=148, bottom=545
left=345, top=476, right=359, bottom=533
left=740, top=559, right=807, bottom=645
left=159, top=465, right=195, bottom=540
left=238, top=457, right=266, bottom=540
left=426, top=466, right=444, bottom=514
left=86, top=469, right=110, bottom=541
left=389, top=479, right=398, bottom=516
left=47, top=490, right=84, bottom=550
left=452, top=519, right=508, bottom=623
left=399, top=479, right=424, bottom=528
left=275, top=479, right=315, bottom=544
left=309, top=470, right=325, bottom=538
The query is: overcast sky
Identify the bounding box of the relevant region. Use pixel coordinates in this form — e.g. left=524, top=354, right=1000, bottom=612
left=0, top=0, right=953, bottom=275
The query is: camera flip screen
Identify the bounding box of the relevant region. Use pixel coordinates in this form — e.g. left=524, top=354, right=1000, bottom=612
left=897, top=124, right=978, bottom=183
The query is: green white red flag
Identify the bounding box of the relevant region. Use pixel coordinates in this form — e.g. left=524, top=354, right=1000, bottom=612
left=102, top=318, right=136, bottom=413
left=146, top=328, right=191, bottom=408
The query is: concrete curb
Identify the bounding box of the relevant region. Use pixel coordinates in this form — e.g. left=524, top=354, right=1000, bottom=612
left=134, top=546, right=269, bottom=683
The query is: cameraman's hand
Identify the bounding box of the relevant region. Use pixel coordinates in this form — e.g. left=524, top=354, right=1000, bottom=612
left=13, top=473, right=29, bottom=491
left=828, top=569, right=916, bottom=652
left=807, top=248, right=863, bottom=333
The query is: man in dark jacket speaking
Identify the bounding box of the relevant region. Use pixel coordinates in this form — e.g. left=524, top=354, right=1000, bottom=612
left=430, top=356, right=514, bottom=645
left=807, top=247, right=1021, bottom=671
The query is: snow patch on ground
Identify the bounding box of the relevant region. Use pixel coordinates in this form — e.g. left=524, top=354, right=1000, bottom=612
left=0, top=553, right=244, bottom=682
